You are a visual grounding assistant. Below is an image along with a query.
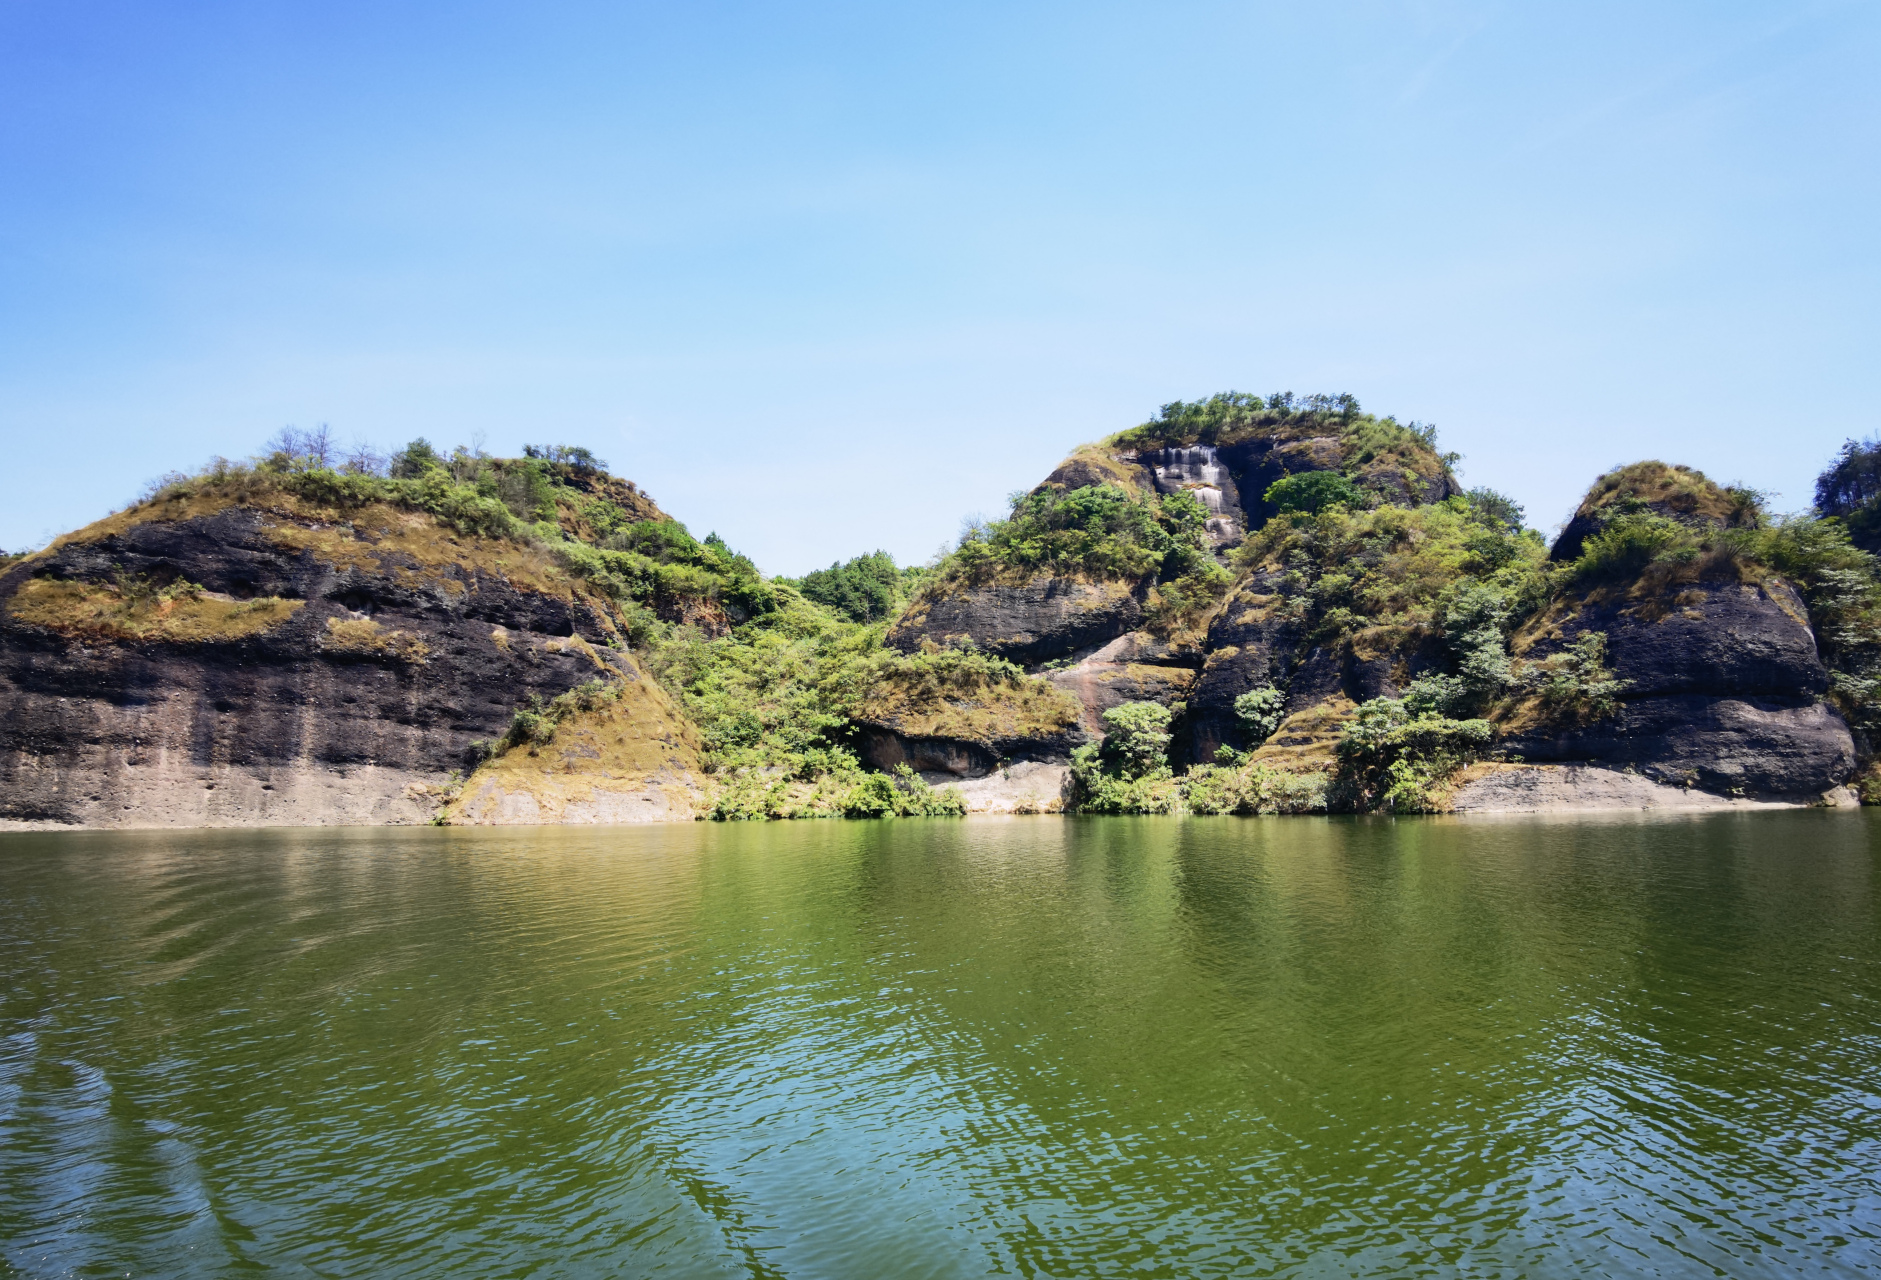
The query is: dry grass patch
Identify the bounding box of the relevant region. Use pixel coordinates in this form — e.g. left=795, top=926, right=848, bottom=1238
left=7, top=577, right=303, bottom=642
left=1248, top=696, right=1357, bottom=770
left=444, top=660, right=706, bottom=822
left=321, top=615, right=431, bottom=663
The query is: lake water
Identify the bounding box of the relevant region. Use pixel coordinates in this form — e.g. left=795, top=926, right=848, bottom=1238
left=2, top=814, right=1878, bottom=1278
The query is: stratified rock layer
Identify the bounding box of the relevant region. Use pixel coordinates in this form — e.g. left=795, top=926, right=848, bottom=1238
left=887, top=576, right=1146, bottom=667
left=1506, top=578, right=1853, bottom=797
left=0, top=502, right=690, bottom=827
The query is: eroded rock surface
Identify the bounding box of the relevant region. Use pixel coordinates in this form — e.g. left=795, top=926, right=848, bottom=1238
left=1449, top=763, right=1840, bottom=812
left=0, top=508, right=657, bottom=827
left=887, top=576, right=1146, bottom=666
left=1507, top=578, right=1853, bottom=798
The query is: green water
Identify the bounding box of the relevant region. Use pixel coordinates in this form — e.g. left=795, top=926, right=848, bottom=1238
left=1, top=815, right=1878, bottom=1278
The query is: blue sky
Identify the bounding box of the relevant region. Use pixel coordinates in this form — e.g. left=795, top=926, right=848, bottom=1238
left=2, top=1, right=1877, bottom=573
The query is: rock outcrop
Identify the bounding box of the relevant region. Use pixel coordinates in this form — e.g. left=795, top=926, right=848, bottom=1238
left=1449, top=763, right=1851, bottom=812
left=0, top=489, right=703, bottom=828
left=888, top=407, right=1465, bottom=757
left=854, top=665, right=1088, bottom=778
left=1505, top=577, right=1854, bottom=797
left=1044, top=631, right=1200, bottom=733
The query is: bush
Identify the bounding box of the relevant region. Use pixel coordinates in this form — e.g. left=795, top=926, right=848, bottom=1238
left=940, top=483, right=1208, bottom=587
left=1181, top=764, right=1328, bottom=814
left=1572, top=513, right=1700, bottom=581
left=1068, top=701, right=1183, bottom=813
left=1334, top=698, right=1494, bottom=812
left=1264, top=471, right=1367, bottom=515
left=1531, top=632, right=1628, bottom=722
left=839, top=765, right=968, bottom=819
left=1233, top=686, right=1286, bottom=743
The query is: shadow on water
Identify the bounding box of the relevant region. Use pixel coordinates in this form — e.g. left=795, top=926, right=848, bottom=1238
left=1, top=813, right=1877, bottom=1277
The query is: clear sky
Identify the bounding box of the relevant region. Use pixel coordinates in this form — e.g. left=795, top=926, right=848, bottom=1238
left=2, top=1, right=1877, bottom=573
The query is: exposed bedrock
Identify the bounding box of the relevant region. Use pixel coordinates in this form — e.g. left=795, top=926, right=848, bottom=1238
left=0, top=512, right=628, bottom=827
left=886, top=575, right=1147, bottom=667
left=1506, top=578, right=1853, bottom=796
left=1507, top=696, right=1852, bottom=797
left=1045, top=631, right=1200, bottom=733
left=1536, top=580, right=1827, bottom=697
left=855, top=720, right=1085, bottom=779
left=1174, top=570, right=1425, bottom=763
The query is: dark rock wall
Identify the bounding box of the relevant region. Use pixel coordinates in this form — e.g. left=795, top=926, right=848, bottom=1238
left=1507, top=579, right=1853, bottom=796
left=0, top=511, right=626, bottom=826
left=887, top=576, right=1147, bottom=667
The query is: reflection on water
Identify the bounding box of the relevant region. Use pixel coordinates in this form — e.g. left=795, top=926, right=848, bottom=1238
left=1, top=814, right=1878, bottom=1277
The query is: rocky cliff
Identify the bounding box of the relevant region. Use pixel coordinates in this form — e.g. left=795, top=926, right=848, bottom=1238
left=0, top=469, right=707, bottom=827
left=878, top=402, right=1867, bottom=808
left=8, top=395, right=1876, bottom=826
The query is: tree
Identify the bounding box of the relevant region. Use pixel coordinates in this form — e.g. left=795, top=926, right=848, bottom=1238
left=1264, top=470, right=1366, bottom=515
left=1098, top=701, right=1173, bottom=779
left=390, top=438, right=444, bottom=479
left=799, top=551, right=907, bottom=624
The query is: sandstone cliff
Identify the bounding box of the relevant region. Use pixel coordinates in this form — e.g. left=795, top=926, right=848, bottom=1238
left=0, top=467, right=708, bottom=827
left=9, top=395, right=1876, bottom=825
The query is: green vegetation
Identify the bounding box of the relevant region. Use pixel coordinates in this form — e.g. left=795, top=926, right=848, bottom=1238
left=924, top=482, right=1232, bottom=639
left=1264, top=471, right=1365, bottom=515
left=1332, top=700, right=1495, bottom=813
left=141, top=435, right=775, bottom=632
left=789, top=551, right=925, bottom=623
left=1543, top=461, right=1881, bottom=738
left=945, top=484, right=1217, bottom=583
left=1233, top=687, right=1286, bottom=743
left=641, top=590, right=1070, bottom=820
left=1070, top=703, right=1183, bottom=814
left=1110, top=391, right=1459, bottom=509
left=481, top=679, right=625, bottom=759
left=68, top=402, right=1881, bottom=820
left=1815, top=436, right=1881, bottom=552
left=1072, top=700, right=1328, bottom=814
left=1110, top=391, right=1360, bottom=450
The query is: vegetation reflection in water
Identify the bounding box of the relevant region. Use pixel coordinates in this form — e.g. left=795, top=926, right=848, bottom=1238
left=1, top=814, right=1878, bottom=1278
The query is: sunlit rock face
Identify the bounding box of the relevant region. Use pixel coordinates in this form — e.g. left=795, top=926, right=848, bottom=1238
left=0, top=506, right=696, bottom=828
left=1504, top=578, right=1854, bottom=798
left=1143, top=445, right=1244, bottom=547
left=886, top=577, right=1149, bottom=668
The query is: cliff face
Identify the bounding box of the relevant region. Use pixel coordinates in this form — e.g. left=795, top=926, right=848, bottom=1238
left=886, top=404, right=1465, bottom=768
left=8, top=401, right=1872, bottom=826
left=880, top=410, right=1860, bottom=805
left=1504, top=578, right=1853, bottom=795
left=0, top=488, right=700, bottom=828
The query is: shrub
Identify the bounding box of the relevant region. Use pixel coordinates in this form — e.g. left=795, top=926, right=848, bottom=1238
left=1181, top=763, right=1328, bottom=814
left=1264, top=471, right=1366, bottom=515
left=940, top=482, right=1206, bottom=586
left=1530, top=632, right=1628, bottom=722
left=838, top=765, right=968, bottom=819
left=1572, top=513, right=1699, bottom=581
left=1233, top=686, right=1286, bottom=743
left=1334, top=698, right=1494, bottom=812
